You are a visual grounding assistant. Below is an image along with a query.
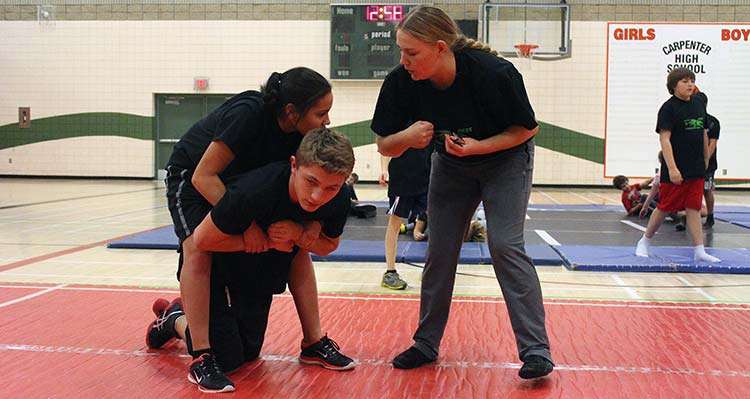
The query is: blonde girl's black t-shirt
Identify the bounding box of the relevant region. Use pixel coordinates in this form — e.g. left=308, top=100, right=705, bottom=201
left=168, top=91, right=303, bottom=179
left=655, top=96, right=707, bottom=183
left=371, top=48, right=538, bottom=167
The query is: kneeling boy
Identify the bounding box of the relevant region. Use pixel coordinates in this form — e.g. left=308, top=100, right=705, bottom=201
left=146, top=128, right=356, bottom=392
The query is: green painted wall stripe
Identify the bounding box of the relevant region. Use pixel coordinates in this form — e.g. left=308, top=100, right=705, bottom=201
left=0, top=113, right=153, bottom=151
left=2, top=111, right=747, bottom=184
left=1, top=112, right=603, bottom=163
left=535, top=121, right=604, bottom=164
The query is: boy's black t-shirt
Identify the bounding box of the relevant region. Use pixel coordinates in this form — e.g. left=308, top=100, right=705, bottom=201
left=371, top=48, right=538, bottom=167
left=656, top=96, right=707, bottom=183
left=705, top=113, right=720, bottom=173
left=209, top=161, right=350, bottom=295
left=168, top=91, right=303, bottom=178
left=211, top=161, right=350, bottom=240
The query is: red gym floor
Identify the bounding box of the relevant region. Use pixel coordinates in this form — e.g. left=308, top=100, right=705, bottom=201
left=0, top=284, right=748, bottom=398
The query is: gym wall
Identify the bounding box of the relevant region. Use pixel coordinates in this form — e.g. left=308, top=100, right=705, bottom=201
left=0, top=0, right=747, bottom=185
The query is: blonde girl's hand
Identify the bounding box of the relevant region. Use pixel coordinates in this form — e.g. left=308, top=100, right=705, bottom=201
left=407, top=120, right=434, bottom=149
left=444, top=134, right=480, bottom=157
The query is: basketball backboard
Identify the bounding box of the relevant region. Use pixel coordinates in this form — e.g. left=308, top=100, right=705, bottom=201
left=480, top=1, right=571, bottom=59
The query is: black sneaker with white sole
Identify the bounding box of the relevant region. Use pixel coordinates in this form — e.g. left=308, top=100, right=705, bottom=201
left=299, top=335, right=355, bottom=371
left=145, top=297, right=183, bottom=349
left=188, top=353, right=235, bottom=393
left=518, top=355, right=554, bottom=379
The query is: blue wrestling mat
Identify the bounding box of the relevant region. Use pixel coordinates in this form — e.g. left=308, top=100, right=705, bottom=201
left=556, top=245, right=750, bottom=274
left=107, top=227, right=564, bottom=266
left=107, top=226, right=176, bottom=249
left=715, top=212, right=750, bottom=229
left=313, top=241, right=563, bottom=265
left=714, top=205, right=750, bottom=213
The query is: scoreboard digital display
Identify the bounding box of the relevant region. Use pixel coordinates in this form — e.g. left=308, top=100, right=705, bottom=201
left=330, top=4, right=417, bottom=80
left=365, top=5, right=404, bottom=21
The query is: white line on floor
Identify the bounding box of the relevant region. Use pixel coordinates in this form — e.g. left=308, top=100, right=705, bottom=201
left=621, top=220, right=647, bottom=232
left=535, top=230, right=561, bottom=246
left=676, top=276, right=717, bottom=301
left=567, top=191, right=597, bottom=204
left=611, top=275, right=641, bottom=300
left=0, top=283, right=745, bottom=310
left=0, top=284, right=66, bottom=309
left=0, top=343, right=748, bottom=378
left=588, top=192, right=621, bottom=204
left=534, top=190, right=561, bottom=204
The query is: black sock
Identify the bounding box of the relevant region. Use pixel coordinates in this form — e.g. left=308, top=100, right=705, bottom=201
left=386, top=269, right=397, bottom=274
left=192, top=348, right=211, bottom=359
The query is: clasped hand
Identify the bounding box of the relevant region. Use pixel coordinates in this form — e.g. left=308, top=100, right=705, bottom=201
left=265, top=220, right=322, bottom=253
left=407, top=121, right=434, bottom=149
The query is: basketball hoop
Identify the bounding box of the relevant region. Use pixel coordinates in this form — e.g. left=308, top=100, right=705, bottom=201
left=514, top=43, right=538, bottom=70
left=514, top=44, right=538, bottom=58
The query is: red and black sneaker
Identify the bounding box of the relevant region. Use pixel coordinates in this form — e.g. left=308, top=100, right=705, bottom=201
left=299, top=334, right=355, bottom=371
left=145, top=297, right=183, bottom=349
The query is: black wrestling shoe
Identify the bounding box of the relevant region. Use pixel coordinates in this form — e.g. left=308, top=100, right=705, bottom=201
left=145, top=297, right=183, bottom=349
left=188, top=353, right=235, bottom=393
left=519, top=355, right=554, bottom=379
left=392, top=346, right=435, bottom=369
left=299, top=335, right=355, bottom=371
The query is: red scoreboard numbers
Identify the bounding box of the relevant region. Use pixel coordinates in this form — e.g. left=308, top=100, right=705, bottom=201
left=366, top=5, right=403, bottom=22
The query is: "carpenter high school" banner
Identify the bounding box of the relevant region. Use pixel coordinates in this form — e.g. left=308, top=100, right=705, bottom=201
left=605, top=23, right=749, bottom=180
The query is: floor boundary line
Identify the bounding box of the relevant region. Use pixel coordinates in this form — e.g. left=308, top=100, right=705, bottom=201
left=0, top=283, right=747, bottom=310
left=0, top=343, right=748, bottom=378
left=0, top=224, right=171, bottom=273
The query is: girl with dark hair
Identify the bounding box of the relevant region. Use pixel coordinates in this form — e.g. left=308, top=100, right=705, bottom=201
left=159, top=67, right=353, bottom=393
left=371, top=6, right=553, bottom=378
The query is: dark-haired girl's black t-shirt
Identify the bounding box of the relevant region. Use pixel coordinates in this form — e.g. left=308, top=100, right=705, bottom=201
left=167, top=90, right=303, bottom=178
left=371, top=48, right=538, bottom=165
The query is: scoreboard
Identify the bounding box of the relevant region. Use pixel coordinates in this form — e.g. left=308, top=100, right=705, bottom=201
left=330, top=4, right=417, bottom=80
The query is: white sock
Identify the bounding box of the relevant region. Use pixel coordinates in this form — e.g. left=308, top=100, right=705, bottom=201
left=636, top=235, right=650, bottom=257
left=694, top=245, right=721, bottom=263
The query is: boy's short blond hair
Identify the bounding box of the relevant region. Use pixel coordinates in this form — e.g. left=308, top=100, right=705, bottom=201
left=296, top=128, right=355, bottom=176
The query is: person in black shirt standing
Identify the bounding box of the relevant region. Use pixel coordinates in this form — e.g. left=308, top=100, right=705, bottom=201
left=692, top=91, right=720, bottom=228
left=371, top=6, right=553, bottom=378
left=635, top=68, right=720, bottom=262
left=147, top=129, right=356, bottom=392
left=162, top=68, right=345, bottom=392
left=378, top=149, right=431, bottom=290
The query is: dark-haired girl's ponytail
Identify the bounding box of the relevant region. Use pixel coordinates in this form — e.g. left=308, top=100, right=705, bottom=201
left=262, top=71, right=284, bottom=113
